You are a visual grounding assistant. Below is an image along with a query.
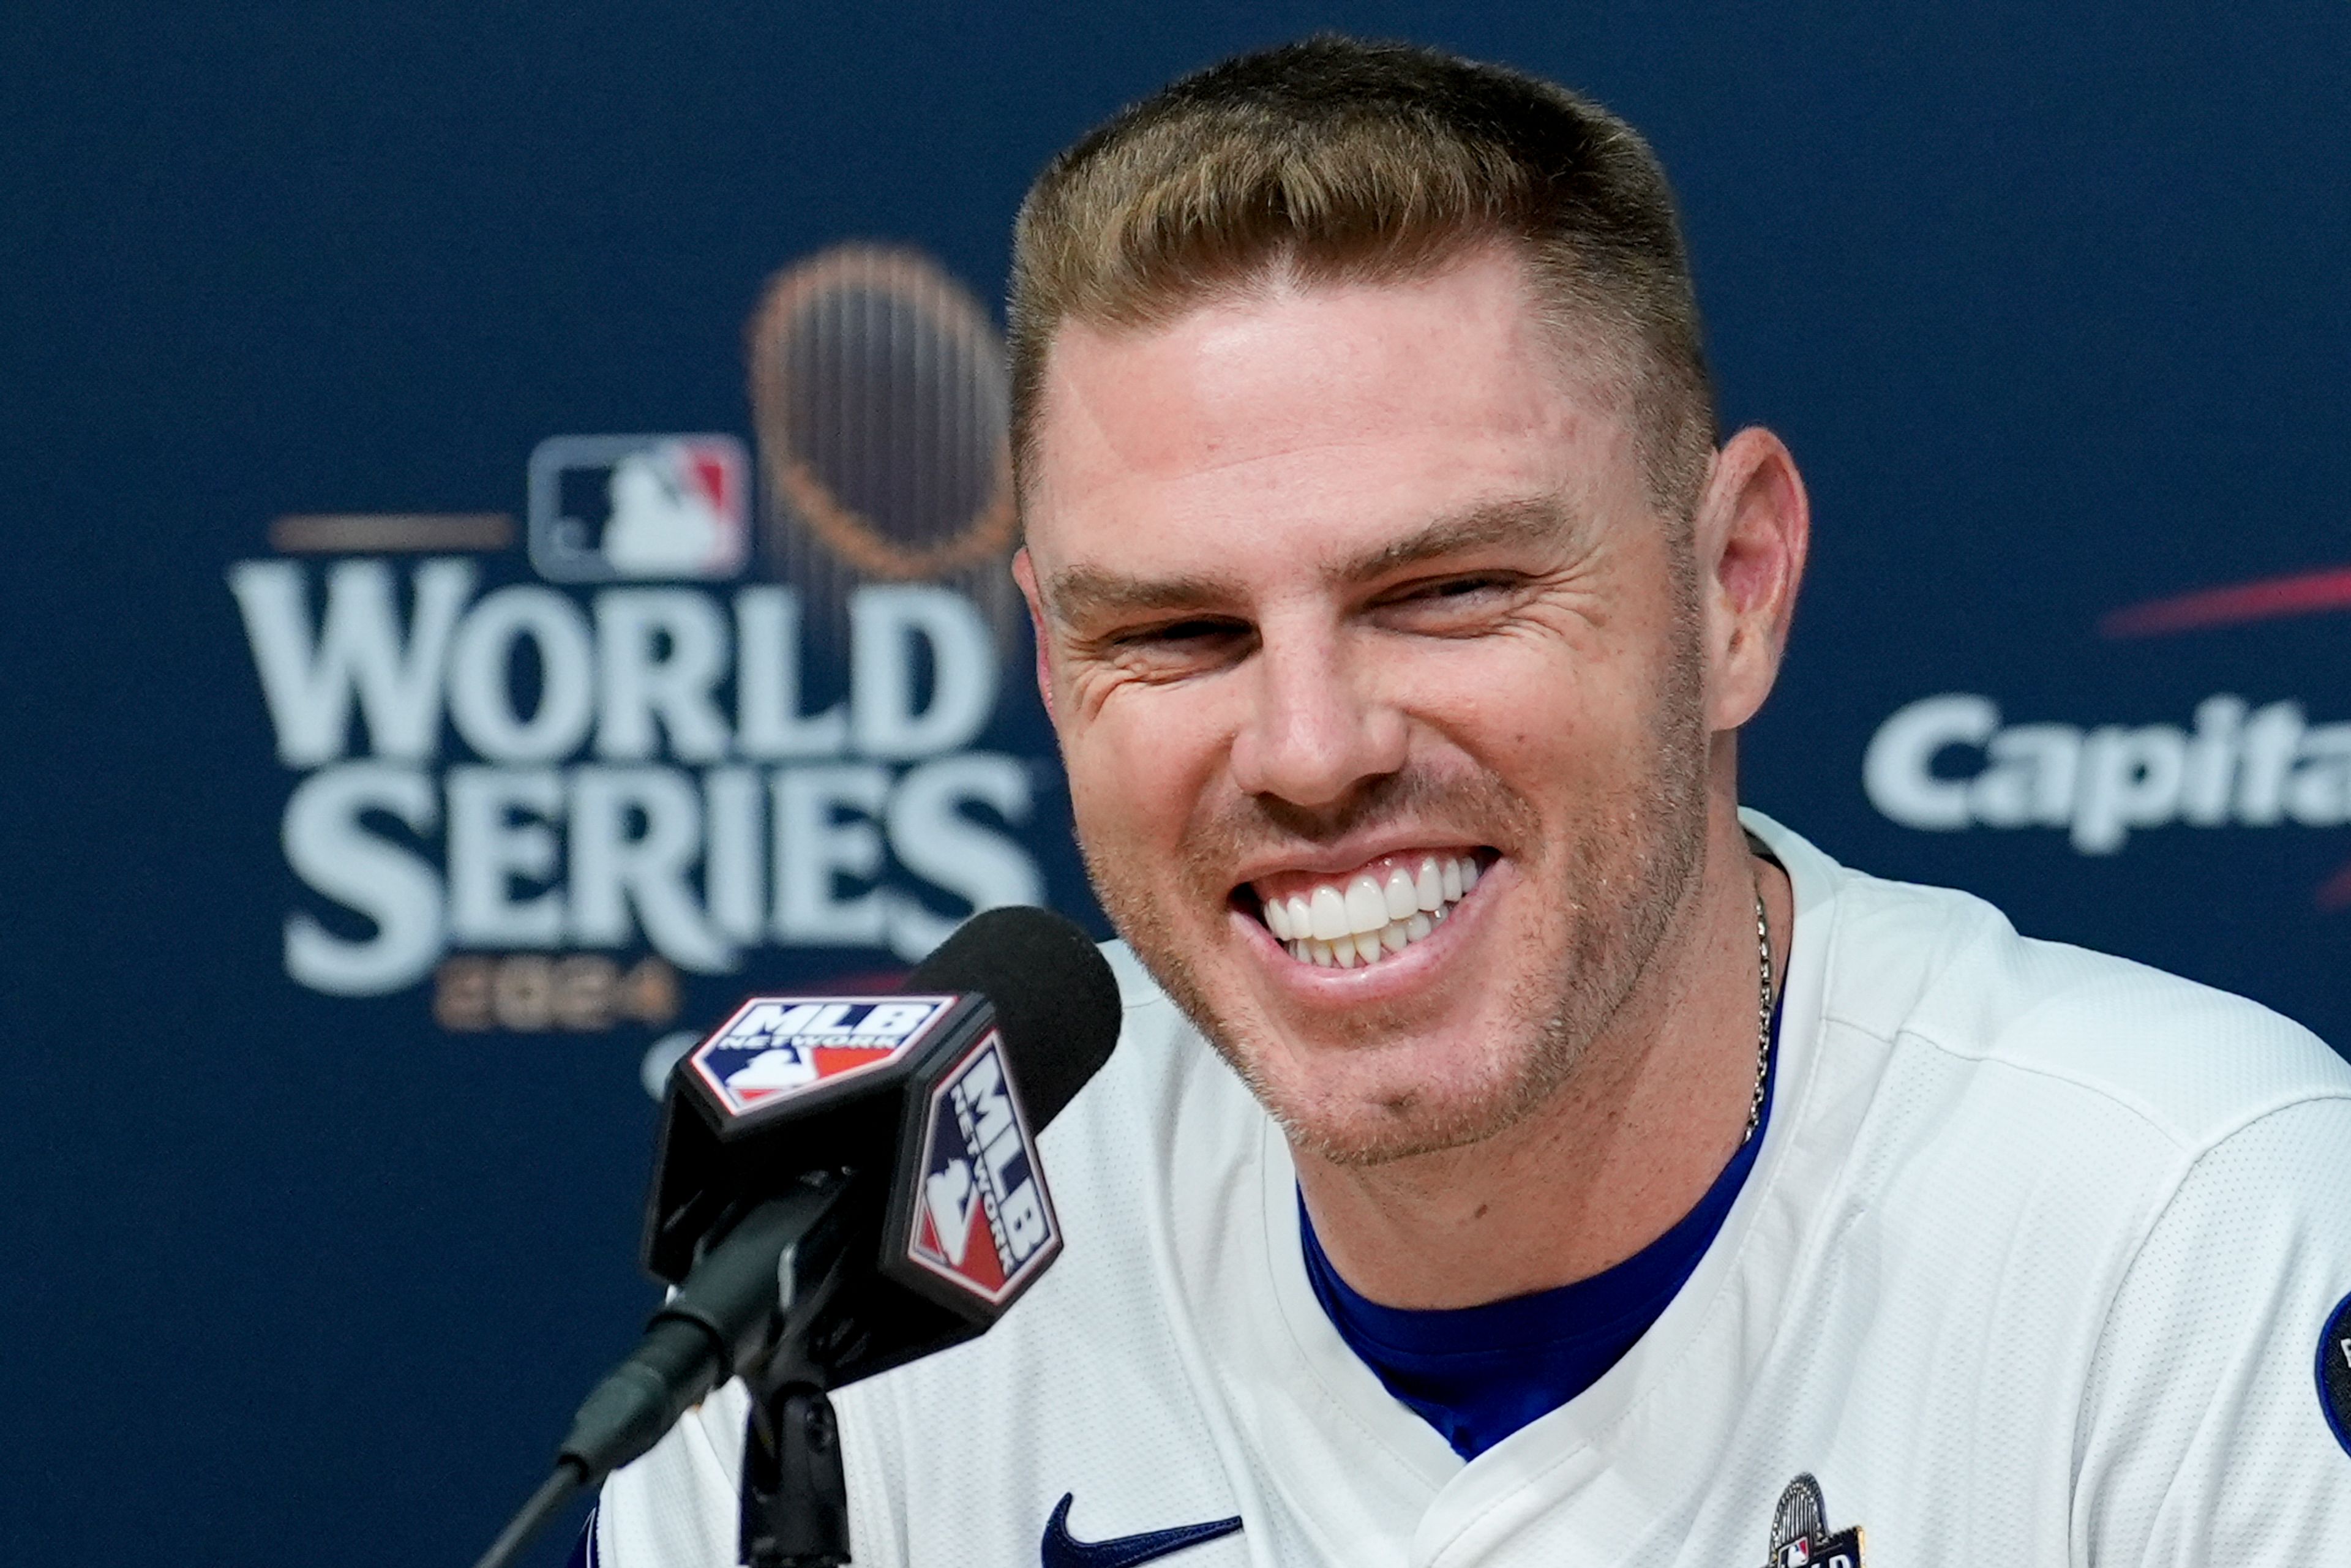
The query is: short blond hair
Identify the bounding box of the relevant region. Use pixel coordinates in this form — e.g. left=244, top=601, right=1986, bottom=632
left=1008, top=36, right=1718, bottom=514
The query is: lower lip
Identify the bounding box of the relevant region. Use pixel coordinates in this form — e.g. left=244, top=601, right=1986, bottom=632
left=1233, top=866, right=1496, bottom=1000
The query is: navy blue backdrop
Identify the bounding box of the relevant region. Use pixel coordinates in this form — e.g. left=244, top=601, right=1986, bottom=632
left=4, top=5, right=2346, bottom=1565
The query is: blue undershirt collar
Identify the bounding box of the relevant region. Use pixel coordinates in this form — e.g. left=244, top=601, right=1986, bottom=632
left=1301, top=996, right=1782, bottom=1460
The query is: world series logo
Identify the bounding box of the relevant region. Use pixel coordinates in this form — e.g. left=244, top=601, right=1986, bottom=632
left=227, top=244, right=1052, bottom=1062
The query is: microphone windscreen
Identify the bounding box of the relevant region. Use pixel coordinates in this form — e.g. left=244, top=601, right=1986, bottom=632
left=906, top=906, right=1122, bottom=1129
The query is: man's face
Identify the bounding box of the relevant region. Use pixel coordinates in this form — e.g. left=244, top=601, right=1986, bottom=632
left=1017, top=247, right=1714, bottom=1165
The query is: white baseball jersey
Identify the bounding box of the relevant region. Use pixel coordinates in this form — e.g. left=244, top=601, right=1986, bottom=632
left=600, top=812, right=2351, bottom=1567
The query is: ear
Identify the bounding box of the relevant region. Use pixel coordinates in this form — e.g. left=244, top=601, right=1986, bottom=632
left=1692, top=426, right=1810, bottom=732
left=1011, top=547, right=1057, bottom=722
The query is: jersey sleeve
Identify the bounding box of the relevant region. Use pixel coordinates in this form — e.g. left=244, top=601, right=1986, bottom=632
left=593, top=1377, right=909, bottom=1568
left=2073, top=1093, right=2351, bottom=1566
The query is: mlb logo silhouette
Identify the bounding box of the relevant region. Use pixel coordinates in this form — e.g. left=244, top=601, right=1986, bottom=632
left=904, top=1034, right=1059, bottom=1307
left=688, top=996, right=954, bottom=1119
left=527, top=433, right=749, bottom=581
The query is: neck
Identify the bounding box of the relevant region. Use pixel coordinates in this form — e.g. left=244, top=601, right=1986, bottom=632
left=1291, top=803, right=1793, bottom=1310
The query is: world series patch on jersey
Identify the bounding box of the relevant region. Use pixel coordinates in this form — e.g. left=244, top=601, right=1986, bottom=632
left=599, top=815, right=2351, bottom=1568
left=1763, top=1475, right=1862, bottom=1568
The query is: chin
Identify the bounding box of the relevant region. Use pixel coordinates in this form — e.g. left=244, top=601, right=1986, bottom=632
left=1104, top=876, right=1583, bottom=1165
left=1213, top=999, right=1570, bottom=1168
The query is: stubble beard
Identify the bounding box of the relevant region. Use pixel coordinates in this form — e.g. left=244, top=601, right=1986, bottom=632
left=1078, top=596, right=1712, bottom=1169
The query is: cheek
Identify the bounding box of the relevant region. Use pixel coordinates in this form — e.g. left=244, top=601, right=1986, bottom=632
left=1392, top=628, right=1679, bottom=806
left=1063, top=687, right=1227, bottom=854
left=1397, top=636, right=1599, bottom=756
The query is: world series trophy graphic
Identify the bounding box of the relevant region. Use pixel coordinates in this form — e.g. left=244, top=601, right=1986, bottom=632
left=748, top=243, right=1027, bottom=653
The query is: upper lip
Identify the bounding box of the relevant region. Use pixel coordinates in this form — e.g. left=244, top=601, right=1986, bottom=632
left=1229, top=832, right=1489, bottom=895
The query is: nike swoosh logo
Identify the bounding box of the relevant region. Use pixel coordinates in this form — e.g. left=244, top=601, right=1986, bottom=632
left=1040, top=1493, right=1243, bottom=1568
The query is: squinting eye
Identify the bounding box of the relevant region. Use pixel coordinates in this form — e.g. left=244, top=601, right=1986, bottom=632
left=1127, top=618, right=1245, bottom=646
left=1393, top=576, right=1512, bottom=606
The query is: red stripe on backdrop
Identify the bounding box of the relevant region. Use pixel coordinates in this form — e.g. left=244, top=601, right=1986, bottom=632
left=2101, top=566, right=2351, bottom=638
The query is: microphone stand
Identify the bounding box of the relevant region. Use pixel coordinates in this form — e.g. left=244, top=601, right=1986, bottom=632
left=736, top=1187, right=859, bottom=1568
left=740, top=1374, right=850, bottom=1567
left=471, top=1171, right=864, bottom=1568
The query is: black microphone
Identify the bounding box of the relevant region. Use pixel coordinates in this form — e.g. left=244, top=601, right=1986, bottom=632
left=473, top=907, right=1122, bottom=1568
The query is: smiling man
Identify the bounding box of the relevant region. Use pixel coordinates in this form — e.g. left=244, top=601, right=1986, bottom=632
left=599, top=36, right=2351, bottom=1567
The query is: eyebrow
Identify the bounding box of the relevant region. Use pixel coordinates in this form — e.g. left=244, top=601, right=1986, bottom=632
left=1041, top=493, right=1577, bottom=626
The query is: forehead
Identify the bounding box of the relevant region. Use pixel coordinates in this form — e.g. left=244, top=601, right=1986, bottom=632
left=1022, top=247, right=1646, bottom=598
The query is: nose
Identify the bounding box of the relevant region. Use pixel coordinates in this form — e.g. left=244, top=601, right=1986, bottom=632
left=1228, top=616, right=1408, bottom=809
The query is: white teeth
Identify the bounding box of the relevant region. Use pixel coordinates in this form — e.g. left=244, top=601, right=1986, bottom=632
left=1308, top=886, right=1349, bottom=941
left=1258, top=851, right=1491, bottom=968
left=1383, top=869, right=1418, bottom=921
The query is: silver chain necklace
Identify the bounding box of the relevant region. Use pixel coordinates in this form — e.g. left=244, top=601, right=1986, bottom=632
left=1743, top=887, right=1776, bottom=1144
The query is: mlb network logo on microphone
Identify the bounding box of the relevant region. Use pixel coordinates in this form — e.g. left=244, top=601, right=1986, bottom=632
left=905, top=1035, right=1059, bottom=1306
left=691, top=995, right=956, bottom=1116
